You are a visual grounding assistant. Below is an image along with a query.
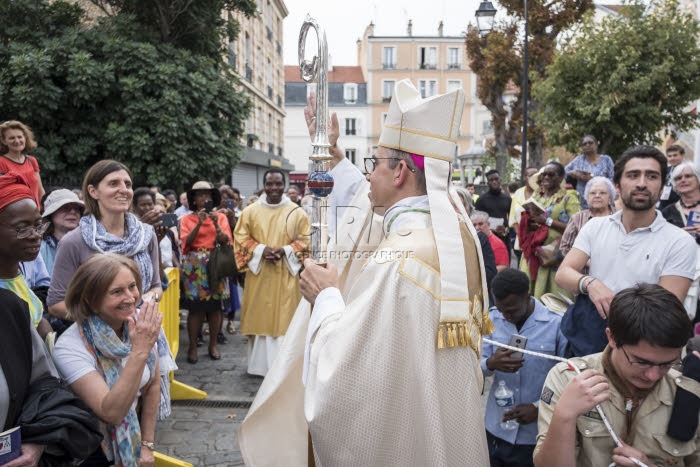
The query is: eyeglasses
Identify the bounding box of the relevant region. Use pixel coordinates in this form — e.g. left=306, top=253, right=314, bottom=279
left=620, top=346, right=682, bottom=371
left=673, top=173, right=695, bottom=182
left=364, top=157, right=415, bottom=174
left=0, top=221, right=50, bottom=239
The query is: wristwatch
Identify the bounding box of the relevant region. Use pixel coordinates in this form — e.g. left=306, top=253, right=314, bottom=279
left=545, top=217, right=553, bottom=227
left=141, top=440, right=155, bottom=450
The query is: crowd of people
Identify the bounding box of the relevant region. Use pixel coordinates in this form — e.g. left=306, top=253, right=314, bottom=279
left=2, top=75, right=700, bottom=467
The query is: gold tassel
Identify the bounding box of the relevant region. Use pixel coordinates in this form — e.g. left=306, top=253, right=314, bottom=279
left=437, top=323, right=446, bottom=349
left=457, top=323, right=467, bottom=346
left=446, top=323, right=457, bottom=347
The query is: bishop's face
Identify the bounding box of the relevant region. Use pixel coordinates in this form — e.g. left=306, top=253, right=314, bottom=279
left=365, top=146, right=396, bottom=216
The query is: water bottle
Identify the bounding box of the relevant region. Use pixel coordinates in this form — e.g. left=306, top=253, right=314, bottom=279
left=494, top=380, right=518, bottom=430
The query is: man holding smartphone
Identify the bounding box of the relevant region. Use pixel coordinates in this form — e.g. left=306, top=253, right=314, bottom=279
left=482, top=269, right=568, bottom=467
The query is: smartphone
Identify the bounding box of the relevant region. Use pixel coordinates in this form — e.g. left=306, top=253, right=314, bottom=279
left=159, top=213, right=178, bottom=228
left=204, top=199, right=214, bottom=213
left=508, top=334, right=528, bottom=359
left=225, top=198, right=235, bottom=210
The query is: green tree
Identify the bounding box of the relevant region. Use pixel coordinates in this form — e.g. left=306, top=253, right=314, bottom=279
left=87, top=0, right=257, bottom=59
left=466, top=0, right=593, bottom=177
left=533, top=0, right=700, bottom=157
left=0, top=0, right=253, bottom=189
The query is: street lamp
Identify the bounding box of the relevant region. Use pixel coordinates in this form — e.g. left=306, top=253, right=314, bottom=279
left=475, top=0, right=529, bottom=184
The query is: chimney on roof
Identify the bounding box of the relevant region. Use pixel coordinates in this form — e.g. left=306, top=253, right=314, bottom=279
left=438, top=20, right=444, bottom=37
left=366, top=21, right=375, bottom=37
left=407, top=19, right=413, bottom=36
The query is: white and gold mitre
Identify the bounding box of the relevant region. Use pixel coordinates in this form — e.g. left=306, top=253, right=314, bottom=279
left=379, top=79, right=491, bottom=352
left=379, top=78, right=464, bottom=161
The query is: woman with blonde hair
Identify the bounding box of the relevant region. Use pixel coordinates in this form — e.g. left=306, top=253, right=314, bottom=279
left=0, top=120, right=45, bottom=204
left=53, top=253, right=162, bottom=467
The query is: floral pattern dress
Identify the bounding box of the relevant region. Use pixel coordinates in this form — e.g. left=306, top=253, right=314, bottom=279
left=519, top=188, right=581, bottom=299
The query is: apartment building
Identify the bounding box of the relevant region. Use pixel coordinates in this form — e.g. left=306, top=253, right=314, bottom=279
left=357, top=20, right=491, bottom=159
left=284, top=64, right=369, bottom=185
left=228, top=0, right=294, bottom=197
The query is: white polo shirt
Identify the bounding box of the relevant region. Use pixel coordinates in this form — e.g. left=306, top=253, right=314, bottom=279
left=572, top=210, right=696, bottom=293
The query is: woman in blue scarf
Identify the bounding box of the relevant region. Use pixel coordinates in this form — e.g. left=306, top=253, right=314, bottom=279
left=53, top=253, right=162, bottom=467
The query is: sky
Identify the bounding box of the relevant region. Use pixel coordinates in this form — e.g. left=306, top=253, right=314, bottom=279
left=283, top=0, right=485, bottom=67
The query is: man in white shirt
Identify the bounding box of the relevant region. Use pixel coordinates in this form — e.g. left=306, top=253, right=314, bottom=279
left=556, top=145, right=695, bottom=353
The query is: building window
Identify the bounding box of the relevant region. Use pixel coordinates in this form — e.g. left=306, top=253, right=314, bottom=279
left=345, top=149, right=356, bottom=164
left=482, top=120, right=493, bottom=133
left=447, top=80, right=462, bottom=92
left=345, top=118, right=357, bottom=136
left=419, top=46, right=437, bottom=69
left=418, top=80, right=438, bottom=98
left=343, top=83, right=358, bottom=104
left=448, top=47, right=461, bottom=69
left=382, top=80, right=395, bottom=102
left=382, top=47, right=396, bottom=69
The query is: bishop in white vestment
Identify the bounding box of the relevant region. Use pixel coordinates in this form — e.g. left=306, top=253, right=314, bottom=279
left=240, top=79, right=493, bottom=466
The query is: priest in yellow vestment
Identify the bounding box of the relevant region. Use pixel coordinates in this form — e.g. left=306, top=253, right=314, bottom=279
left=234, top=169, right=310, bottom=376
left=239, top=80, right=492, bottom=466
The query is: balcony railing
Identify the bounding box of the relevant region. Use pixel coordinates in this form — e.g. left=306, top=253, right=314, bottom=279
left=382, top=62, right=396, bottom=70
left=419, top=63, right=437, bottom=70
left=382, top=96, right=392, bottom=103
left=447, top=63, right=461, bottom=70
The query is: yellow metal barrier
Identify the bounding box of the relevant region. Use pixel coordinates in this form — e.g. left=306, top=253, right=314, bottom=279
left=161, top=267, right=206, bottom=400
left=154, top=450, right=194, bottom=467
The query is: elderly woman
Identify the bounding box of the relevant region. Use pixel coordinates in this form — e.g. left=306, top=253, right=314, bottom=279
left=40, top=189, right=84, bottom=276
left=662, top=161, right=700, bottom=320
left=564, top=134, right=614, bottom=208
left=0, top=120, right=45, bottom=205
left=53, top=254, right=162, bottom=467
left=180, top=181, right=233, bottom=363
left=47, top=160, right=162, bottom=321
left=519, top=162, right=581, bottom=299
left=560, top=176, right=615, bottom=258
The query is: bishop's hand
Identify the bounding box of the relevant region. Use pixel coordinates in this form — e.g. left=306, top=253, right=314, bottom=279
left=300, top=259, right=338, bottom=305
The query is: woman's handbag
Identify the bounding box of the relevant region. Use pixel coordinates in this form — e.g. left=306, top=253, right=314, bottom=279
left=536, top=237, right=562, bottom=268
left=207, top=242, right=237, bottom=288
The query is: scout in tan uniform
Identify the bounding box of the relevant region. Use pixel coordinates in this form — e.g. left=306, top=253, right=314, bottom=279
left=534, top=283, right=700, bottom=467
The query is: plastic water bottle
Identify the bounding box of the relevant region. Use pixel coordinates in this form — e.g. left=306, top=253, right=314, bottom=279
left=494, top=380, right=518, bottom=430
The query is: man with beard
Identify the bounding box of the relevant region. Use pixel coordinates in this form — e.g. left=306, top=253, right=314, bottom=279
left=233, top=169, right=310, bottom=376
left=556, top=146, right=695, bottom=351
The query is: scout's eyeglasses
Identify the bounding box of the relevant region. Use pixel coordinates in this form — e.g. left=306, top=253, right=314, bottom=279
left=619, top=346, right=682, bottom=372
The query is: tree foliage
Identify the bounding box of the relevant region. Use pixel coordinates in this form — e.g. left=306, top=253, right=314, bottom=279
left=466, top=0, right=593, bottom=176
left=87, top=0, right=257, bottom=59
left=0, top=0, right=252, bottom=189
left=533, top=0, right=700, bottom=157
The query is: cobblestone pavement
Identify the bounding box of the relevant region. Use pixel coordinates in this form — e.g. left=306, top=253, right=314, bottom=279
left=155, top=315, right=492, bottom=466
left=154, top=317, right=262, bottom=466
